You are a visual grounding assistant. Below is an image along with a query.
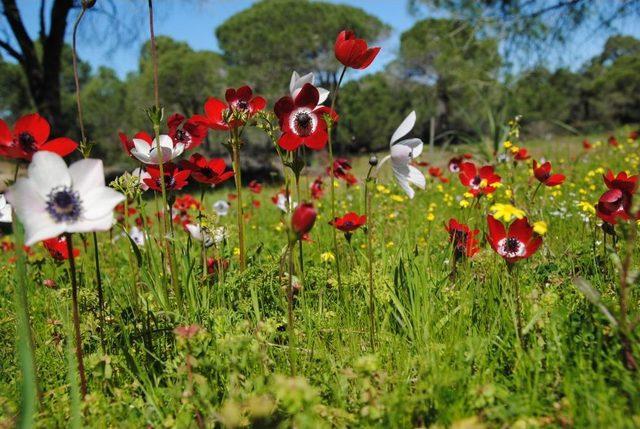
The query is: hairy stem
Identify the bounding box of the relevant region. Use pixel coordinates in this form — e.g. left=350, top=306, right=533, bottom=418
left=65, top=234, right=87, bottom=398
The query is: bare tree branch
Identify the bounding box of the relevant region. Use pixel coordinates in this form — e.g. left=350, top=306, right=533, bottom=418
left=0, top=36, right=21, bottom=61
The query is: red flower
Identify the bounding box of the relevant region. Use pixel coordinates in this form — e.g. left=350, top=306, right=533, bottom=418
left=143, top=163, right=190, bottom=191
left=603, top=170, right=638, bottom=195
left=274, top=83, right=337, bottom=151
left=487, top=215, right=542, bottom=263
left=310, top=177, right=324, bottom=200
left=629, top=130, right=639, bottom=141
left=448, top=157, right=463, bottom=173
left=414, top=160, right=430, bottom=167
left=513, top=148, right=530, bottom=161
left=444, top=218, right=479, bottom=258
left=463, top=153, right=473, bottom=159
left=596, top=189, right=632, bottom=224
left=195, top=86, right=266, bottom=130
left=532, top=160, right=565, bottom=187
left=181, top=154, right=233, bottom=186
left=328, top=158, right=357, bottom=185
left=608, top=135, right=618, bottom=147
left=248, top=180, right=262, bottom=194
left=428, top=167, right=443, bottom=178
left=173, top=194, right=202, bottom=213
left=291, top=202, right=316, bottom=238
left=330, top=212, right=366, bottom=233
left=459, top=162, right=501, bottom=196
left=596, top=170, right=639, bottom=224
left=115, top=203, right=137, bottom=223
left=207, top=257, right=229, bottom=276
left=0, top=113, right=77, bottom=161
left=227, top=193, right=237, bottom=201
left=168, top=113, right=207, bottom=150
left=334, top=30, right=380, bottom=70
left=582, top=139, right=592, bottom=150
left=43, top=236, right=79, bottom=261
left=118, top=130, right=152, bottom=157
left=252, top=200, right=261, bottom=208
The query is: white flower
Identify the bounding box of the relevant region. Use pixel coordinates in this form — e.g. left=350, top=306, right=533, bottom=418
left=290, top=71, right=329, bottom=105
left=0, top=194, right=12, bottom=223
left=131, top=168, right=151, bottom=192
left=185, top=223, right=214, bottom=248
left=212, top=226, right=226, bottom=244
left=273, top=192, right=297, bottom=213
left=212, top=199, right=230, bottom=216
left=128, top=226, right=146, bottom=246
left=130, top=134, right=184, bottom=165
left=377, top=111, right=425, bottom=199
left=5, top=151, right=125, bottom=246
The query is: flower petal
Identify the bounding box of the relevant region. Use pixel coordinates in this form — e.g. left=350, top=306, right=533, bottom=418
left=69, top=158, right=105, bottom=196
left=82, top=187, right=125, bottom=220
left=390, top=111, right=416, bottom=145
left=28, top=151, right=71, bottom=198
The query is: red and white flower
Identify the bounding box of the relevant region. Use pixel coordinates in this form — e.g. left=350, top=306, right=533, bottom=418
left=0, top=194, right=11, bottom=223
left=290, top=71, right=329, bottom=105
left=487, top=215, right=542, bottom=263
left=274, top=83, right=337, bottom=151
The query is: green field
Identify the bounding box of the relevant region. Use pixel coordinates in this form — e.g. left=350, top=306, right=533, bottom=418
left=1, top=130, right=639, bottom=428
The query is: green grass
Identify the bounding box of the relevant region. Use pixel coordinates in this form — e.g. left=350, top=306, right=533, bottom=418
left=1, top=130, right=639, bottom=428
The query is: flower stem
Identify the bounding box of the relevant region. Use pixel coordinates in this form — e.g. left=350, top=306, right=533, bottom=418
left=199, top=185, right=207, bottom=279
left=231, top=141, right=246, bottom=270
left=327, top=66, right=347, bottom=294
left=92, top=232, right=106, bottom=353
left=287, top=242, right=297, bottom=376
left=507, top=262, right=524, bottom=349
left=294, top=170, right=304, bottom=279
left=364, top=166, right=376, bottom=351
left=65, top=233, right=87, bottom=398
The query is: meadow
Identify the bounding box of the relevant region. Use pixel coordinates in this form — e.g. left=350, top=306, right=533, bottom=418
left=0, top=5, right=639, bottom=428
left=1, top=127, right=639, bottom=428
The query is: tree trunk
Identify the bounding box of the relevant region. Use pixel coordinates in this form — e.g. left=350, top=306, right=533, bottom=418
left=435, top=76, right=450, bottom=135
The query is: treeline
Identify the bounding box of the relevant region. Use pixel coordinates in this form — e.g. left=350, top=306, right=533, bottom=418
left=0, top=0, right=638, bottom=168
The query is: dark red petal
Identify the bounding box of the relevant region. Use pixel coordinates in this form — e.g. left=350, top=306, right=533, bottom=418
left=509, top=218, right=533, bottom=244
left=479, top=165, right=495, bottom=179
left=353, top=46, right=380, bottom=69
left=236, top=86, right=253, bottom=101
left=225, top=88, right=237, bottom=104
left=524, top=235, right=543, bottom=258
left=14, top=113, right=50, bottom=144
left=40, top=137, right=78, bottom=157
left=295, top=83, right=320, bottom=109
left=274, top=96, right=295, bottom=120
left=209, top=158, right=227, bottom=174
left=487, top=215, right=506, bottom=244
left=545, top=174, right=565, bottom=186
left=167, top=113, right=185, bottom=129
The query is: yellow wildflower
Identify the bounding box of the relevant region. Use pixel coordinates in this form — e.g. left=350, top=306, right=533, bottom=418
left=320, top=252, right=335, bottom=263
left=533, top=221, right=548, bottom=235
left=490, top=203, right=526, bottom=222
left=459, top=199, right=470, bottom=208
left=503, top=140, right=512, bottom=149
left=578, top=201, right=596, bottom=215
left=427, top=213, right=435, bottom=221
left=391, top=194, right=405, bottom=203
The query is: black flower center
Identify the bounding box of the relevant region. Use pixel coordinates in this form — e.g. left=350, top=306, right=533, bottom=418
left=18, top=132, right=37, bottom=153
left=46, top=186, right=82, bottom=223
left=236, top=100, right=249, bottom=111
left=294, top=112, right=313, bottom=136
left=503, top=237, right=521, bottom=254
left=174, top=129, right=191, bottom=145
left=471, top=175, right=482, bottom=187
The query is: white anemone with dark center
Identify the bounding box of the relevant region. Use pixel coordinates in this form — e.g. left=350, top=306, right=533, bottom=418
left=497, top=237, right=525, bottom=259
left=5, top=151, right=125, bottom=246
left=289, top=108, right=317, bottom=137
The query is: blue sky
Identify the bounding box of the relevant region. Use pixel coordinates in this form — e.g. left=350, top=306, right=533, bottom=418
left=8, top=0, right=640, bottom=78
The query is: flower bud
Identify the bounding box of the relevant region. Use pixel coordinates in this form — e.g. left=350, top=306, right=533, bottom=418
left=82, top=0, right=96, bottom=9
left=368, top=155, right=378, bottom=167
left=291, top=202, right=316, bottom=238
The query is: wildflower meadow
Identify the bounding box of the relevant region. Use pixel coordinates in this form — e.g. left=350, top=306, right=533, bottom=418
left=0, top=1, right=639, bottom=428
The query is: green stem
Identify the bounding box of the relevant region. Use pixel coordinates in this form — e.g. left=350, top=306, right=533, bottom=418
left=231, top=141, right=246, bottom=270
left=92, top=232, right=106, bottom=353
left=287, top=242, right=297, bottom=376
left=65, top=233, right=87, bottom=398
left=328, top=66, right=347, bottom=293
left=365, top=166, right=376, bottom=351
